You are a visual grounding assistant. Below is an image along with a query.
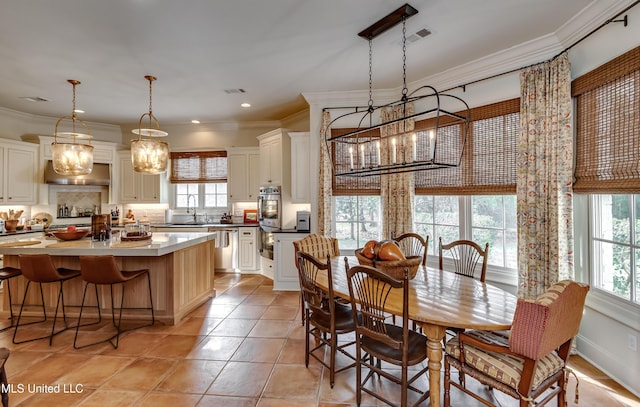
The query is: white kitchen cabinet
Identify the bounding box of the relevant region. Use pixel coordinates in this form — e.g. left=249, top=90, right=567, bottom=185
left=273, top=232, right=308, bottom=290
left=238, top=227, right=259, bottom=272
left=289, top=132, right=310, bottom=203
left=257, top=128, right=290, bottom=187
left=118, top=152, right=167, bottom=203
left=0, top=139, right=37, bottom=205
left=227, top=147, right=260, bottom=202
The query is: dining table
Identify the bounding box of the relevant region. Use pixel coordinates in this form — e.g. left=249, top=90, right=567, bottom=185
left=317, top=256, right=517, bottom=407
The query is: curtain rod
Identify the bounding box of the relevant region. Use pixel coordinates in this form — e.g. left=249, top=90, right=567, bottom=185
left=323, top=0, right=639, bottom=113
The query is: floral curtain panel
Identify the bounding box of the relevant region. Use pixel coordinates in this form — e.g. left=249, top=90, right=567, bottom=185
left=517, top=53, right=574, bottom=299
left=318, top=110, right=333, bottom=236
left=380, top=104, right=415, bottom=239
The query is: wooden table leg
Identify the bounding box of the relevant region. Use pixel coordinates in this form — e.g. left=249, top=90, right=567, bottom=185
left=420, top=324, right=446, bottom=407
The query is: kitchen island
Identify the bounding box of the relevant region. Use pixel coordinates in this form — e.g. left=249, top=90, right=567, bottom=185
left=0, top=232, right=216, bottom=325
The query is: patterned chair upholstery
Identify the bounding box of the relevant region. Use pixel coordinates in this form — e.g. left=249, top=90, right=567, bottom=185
left=444, top=280, right=590, bottom=407
left=293, top=234, right=340, bottom=325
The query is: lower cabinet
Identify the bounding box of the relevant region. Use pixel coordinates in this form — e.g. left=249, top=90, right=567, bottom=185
left=238, top=227, right=260, bottom=272
left=273, top=232, right=309, bottom=290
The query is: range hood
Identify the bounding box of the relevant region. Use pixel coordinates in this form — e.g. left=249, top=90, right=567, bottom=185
left=44, top=160, right=111, bottom=186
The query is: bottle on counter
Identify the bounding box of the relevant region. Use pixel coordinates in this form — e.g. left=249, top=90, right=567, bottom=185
left=70, top=206, right=77, bottom=217
left=63, top=203, right=69, bottom=217
left=58, top=205, right=64, bottom=217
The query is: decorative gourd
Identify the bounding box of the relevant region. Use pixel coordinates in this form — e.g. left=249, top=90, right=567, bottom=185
left=376, top=240, right=406, bottom=261
left=362, top=240, right=377, bottom=259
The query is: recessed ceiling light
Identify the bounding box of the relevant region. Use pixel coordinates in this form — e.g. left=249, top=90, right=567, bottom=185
left=74, top=109, right=85, bottom=114
left=191, top=120, right=200, bottom=124
left=241, top=103, right=251, bottom=108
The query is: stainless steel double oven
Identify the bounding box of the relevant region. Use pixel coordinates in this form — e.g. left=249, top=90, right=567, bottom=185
left=257, top=185, right=281, bottom=260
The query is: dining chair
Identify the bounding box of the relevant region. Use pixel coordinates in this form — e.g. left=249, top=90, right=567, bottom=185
left=438, top=238, right=489, bottom=282
left=346, top=262, right=430, bottom=407
left=0, top=266, right=23, bottom=332
left=444, top=280, right=590, bottom=407
left=13, top=254, right=83, bottom=345
left=391, top=232, right=429, bottom=266
left=74, top=255, right=155, bottom=349
left=295, top=251, right=357, bottom=388
left=293, top=234, right=341, bottom=325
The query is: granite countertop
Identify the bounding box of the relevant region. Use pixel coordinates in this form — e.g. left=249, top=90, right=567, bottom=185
left=0, top=232, right=215, bottom=257
left=152, top=223, right=260, bottom=228
left=0, top=229, right=43, bottom=237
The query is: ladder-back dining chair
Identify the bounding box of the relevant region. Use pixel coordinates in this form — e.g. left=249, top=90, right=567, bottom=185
left=444, top=280, right=590, bottom=407
left=346, top=262, right=430, bottom=407
left=293, top=234, right=340, bottom=325
left=296, top=251, right=357, bottom=388
left=391, top=232, right=429, bottom=266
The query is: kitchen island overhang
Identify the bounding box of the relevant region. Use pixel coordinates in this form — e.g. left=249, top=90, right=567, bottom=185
left=0, top=232, right=216, bottom=325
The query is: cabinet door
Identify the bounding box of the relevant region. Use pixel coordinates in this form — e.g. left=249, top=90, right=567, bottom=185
left=274, top=234, right=307, bottom=290
left=290, top=132, right=310, bottom=203
left=228, top=154, right=248, bottom=201
left=0, top=146, right=5, bottom=203
left=119, top=156, right=139, bottom=202
left=247, top=153, right=260, bottom=200
left=139, top=173, right=160, bottom=202
left=6, top=147, right=36, bottom=203
left=268, top=138, right=283, bottom=185
left=259, top=141, right=272, bottom=185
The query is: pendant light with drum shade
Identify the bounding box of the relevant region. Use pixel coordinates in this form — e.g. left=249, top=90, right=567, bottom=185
left=51, top=80, right=94, bottom=175
left=131, top=75, right=169, bottom=174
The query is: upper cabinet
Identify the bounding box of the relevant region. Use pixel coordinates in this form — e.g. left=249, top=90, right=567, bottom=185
left=0, top=139, right=37, bottom=205
left=118, top=151, right=167, bottom=203
left=227, top=147, right=260, bottom=202
left=289, top=132, right=310, bottom=204
left=257, top=128, right=290, bottom=188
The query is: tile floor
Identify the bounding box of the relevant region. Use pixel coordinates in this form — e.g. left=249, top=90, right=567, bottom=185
left=0, top=273, right=637, bottom=406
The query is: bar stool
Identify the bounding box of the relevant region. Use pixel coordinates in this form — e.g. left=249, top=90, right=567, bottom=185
left=0, top=267, right=22, bottom=332
left=74, top=255, right=155, bottom=349
left=13, top=254, right=82, bottom=345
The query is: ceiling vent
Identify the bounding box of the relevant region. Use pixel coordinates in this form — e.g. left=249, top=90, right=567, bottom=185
left=224, top=88, right=246, bottom=94
left=21, top=96, right=49, bottom=102
left=398, top=27, right=431, bottom=45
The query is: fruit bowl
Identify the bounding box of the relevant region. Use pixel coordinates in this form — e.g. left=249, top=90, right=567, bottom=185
left=354, top=248, right=422, bottom=280
left=50, top=229, right=90, bottom=241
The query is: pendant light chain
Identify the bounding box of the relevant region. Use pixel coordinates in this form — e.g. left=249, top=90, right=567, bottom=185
left=368, top=38, right=374, bottom=111
left=401, top=16, right=408, bottom=98
left=71, top=81, right=77, bottom=133
left=148, top=77, right=153, bottom=115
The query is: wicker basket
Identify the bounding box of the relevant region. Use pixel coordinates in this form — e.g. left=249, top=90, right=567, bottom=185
left=354, top=249, right=421, bottom=280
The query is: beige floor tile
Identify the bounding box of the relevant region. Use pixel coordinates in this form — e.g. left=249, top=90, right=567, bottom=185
left=99, top=331, right=168, bottom=356
left=242, top=294, right=277, bottom=306
left=76, top=389, right=145, bottom=406
left=145, top=334, right=204, bottom=358
left=186, top=335, right=244, bottom=361
left=4, top=350, right=50, bottom=376
left=231, top=337, right=285, bottom=363
left=170, top=316, right=222, bottom=336
left=155, top=359, right=226, bottom=394
left=209, top=318, right=258, bottom=337
left=197, top=395, right=258, bottom=406
left=9, top=352, right=93, bottom=384
left=210, top=293, right=248, bottom=305
left=261, top=364, right=322, bottom=401
left=260, top=305, right=298, bottom=320
left=206, top=361, right=273, bottom=398
left=199, top=304, right=238, bottom=319
left=136, top=391, right=202, bottom=407
left=14, top=387, right=92, bottom=406
left=259, top=398, right=317, bottom=407
left=101, top=357, right=177, bottom=391
left=54, top=354, right=136, bottom=387
left=227, top=305, right=267, bottom=319
left=247, top=319, right=292, bottom=338
left=277, top=338, right=322, bottom=366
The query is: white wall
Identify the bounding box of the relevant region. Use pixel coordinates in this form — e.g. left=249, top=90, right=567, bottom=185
left=304, top=0, right=640, bottom=396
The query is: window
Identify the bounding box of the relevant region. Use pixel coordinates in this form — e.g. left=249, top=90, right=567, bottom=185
left=414, top=195, right=517, bottom=271
left=170, top=151, right=228, bottom=211
left=333, top=196, right=381, bottom=250
left=591, top=194, right=640, bottom=304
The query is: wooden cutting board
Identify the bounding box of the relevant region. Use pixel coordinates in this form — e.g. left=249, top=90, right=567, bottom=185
left=0, top=240, right=42, bottom=247
left=46, top=240, right=92, bottom=248
left=111, top=240, right=152, bottom=248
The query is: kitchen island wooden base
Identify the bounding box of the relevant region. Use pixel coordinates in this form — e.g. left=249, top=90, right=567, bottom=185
left=1, top=238, right=215, bottom=326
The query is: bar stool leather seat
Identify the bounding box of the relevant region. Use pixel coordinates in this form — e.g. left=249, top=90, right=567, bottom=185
left=13, top=254, right=82, bottom=345
left=74, top=255, right=155, bottom=349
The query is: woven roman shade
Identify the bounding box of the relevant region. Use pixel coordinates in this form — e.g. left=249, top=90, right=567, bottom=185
left=572, top=45, right=640, bottom=193
left=330, top=99, right=519, bottom=195
left=169, top=151, right=227, bottom=183
left=415, top=98, right=520, bottom=195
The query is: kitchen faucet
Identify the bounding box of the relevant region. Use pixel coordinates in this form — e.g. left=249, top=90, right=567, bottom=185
left=187, top=194, right=197, bottom=222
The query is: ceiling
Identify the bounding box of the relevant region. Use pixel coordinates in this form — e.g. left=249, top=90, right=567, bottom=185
left=0, top=0, right=597, bottom=128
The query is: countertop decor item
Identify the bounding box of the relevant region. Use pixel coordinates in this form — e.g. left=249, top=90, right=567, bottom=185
left=243, top=209, right=258, bottom=224
left=354, top=248, right=421, bottom=280
left=131, top=75, right=169, bottom=174
left=50, top=229, right=90, bottom=241
left=51, top=79, right=94, bottom=176
left=324, top=3, right=470, bottom=178
left=33, top=212, right=53, bottom=228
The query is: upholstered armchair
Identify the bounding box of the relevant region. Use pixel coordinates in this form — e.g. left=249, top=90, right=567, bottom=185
left=444, top=280, right=590, bottom=407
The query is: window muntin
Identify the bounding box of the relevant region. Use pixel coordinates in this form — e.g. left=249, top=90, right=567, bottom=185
left=333, top=196, right=381, bottom=250
left=175, top=183, right=228, bottom=210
